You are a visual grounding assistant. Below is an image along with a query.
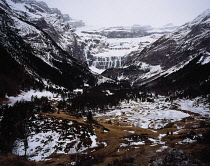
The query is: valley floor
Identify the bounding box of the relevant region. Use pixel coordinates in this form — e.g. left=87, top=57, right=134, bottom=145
left=1, top=95, right=209, bottom=166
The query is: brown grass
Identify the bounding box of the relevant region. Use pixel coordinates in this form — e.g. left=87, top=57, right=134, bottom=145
left=3, top=107, right=210, bottom=166
left=0, top=153, right=37, bottom=166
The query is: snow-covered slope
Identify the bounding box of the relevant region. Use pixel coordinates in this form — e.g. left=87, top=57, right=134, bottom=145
left=0, top=0, right=96, bottom=97
left=102, top=9, right=210, bottom=95
left=75, top=25, right=167, bottom=72
left=5, top=0, right=86, bottom=61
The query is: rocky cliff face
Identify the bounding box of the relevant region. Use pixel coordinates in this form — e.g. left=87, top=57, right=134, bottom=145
left=0, top=0, right=96, bottom=97
left=102, top=9, right=210, bottom=95
left=76, top=26, right=165, bottom=71
left=4, top=0, right=87, bottom=62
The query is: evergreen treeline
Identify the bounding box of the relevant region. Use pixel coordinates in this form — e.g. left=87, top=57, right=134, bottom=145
left=0, top=97, right=54, bottom=153
left=66, top=82, right=155, bottom=116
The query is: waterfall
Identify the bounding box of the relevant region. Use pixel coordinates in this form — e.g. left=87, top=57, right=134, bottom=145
left=84, top=45, right=90, bottom=66
left=92, top=56, right=98, bottom=67
left=114, top=57, right=118, bottom=68
left=84, top=45, right=89, bottom=60
left=91, top=55, right=124, bottom=69
left=107, top=56, right=113, bottom=68
left=119, top=56, right=122, bottom=67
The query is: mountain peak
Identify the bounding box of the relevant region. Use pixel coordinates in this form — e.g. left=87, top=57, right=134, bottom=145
left=191, top=8, right=210, bottom=25
left=200, top=8, right=210, bottom=16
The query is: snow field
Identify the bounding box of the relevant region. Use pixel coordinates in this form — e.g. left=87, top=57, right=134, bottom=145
left=12, top=116, right=99, bottom=161
left=95, top=100, right=190, bottom=129
left=178, top=98, right=210, bottom=117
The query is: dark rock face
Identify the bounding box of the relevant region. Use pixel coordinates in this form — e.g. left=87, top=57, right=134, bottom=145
left=0, top=1, right=96, bottom=97
left=149, top=149, right=199, bottom=166
left=141, top=55, right=210, bottom=97
left=102, top=65, right=146, bottom=81
left=0, top=44, right=40, bottom=97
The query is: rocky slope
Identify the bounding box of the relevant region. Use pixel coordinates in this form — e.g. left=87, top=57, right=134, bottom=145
left=0, top=0, right=96, bottom=97
left=4, top=0, right=87, bottom=61
left=102, top=9, right=210, bottom=96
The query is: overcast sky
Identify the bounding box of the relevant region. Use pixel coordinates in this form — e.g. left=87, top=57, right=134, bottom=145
left=41, top=0, right=210, bottom=27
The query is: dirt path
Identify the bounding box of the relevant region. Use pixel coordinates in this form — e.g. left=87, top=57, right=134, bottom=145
left=39, top=110, right=158, bottom=165
left=43, top=111, right=87, bottom=124
left=39, top=106, right=210, bottom=166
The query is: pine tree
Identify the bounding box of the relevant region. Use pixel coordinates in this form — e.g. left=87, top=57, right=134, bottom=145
left=87, top=111, right=93, bottom=121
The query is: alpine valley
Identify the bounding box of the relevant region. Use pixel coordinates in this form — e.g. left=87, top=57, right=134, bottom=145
left=0, top=0, right=210, bottom=166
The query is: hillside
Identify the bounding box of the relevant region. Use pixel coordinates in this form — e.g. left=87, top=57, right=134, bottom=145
left=102, top=9, right=210, bottom=96
left=0, top=0, right=96, bottom=97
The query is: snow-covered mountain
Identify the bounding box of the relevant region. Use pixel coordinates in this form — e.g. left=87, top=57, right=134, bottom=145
left=0, top=0, right=96, bottom=97
left=102, top=9, right=210, bottom=96
left=1, top=0, right=209, bottom=98
left=3, top=0, right=87, bottom=61
left=75, top=25, right=173, bottom=72
left=147, top=23, right=178, bottom=34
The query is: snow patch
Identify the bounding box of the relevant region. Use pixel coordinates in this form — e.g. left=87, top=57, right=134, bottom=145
left=178, top=99, right=210, bottom=117
left=89, top=66, right=105, bottom=74
left=7, top=90, right=61, bottom=105
left=156, top=146, right=168, bottom=152
left=198, top=55, right=210, bottom=65
left=95, top=99, right=190, bottom=129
